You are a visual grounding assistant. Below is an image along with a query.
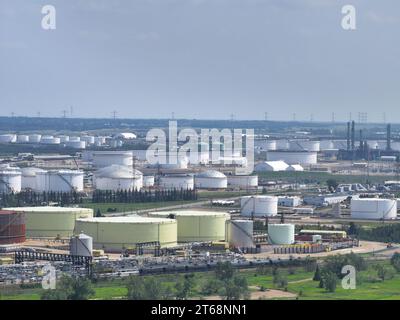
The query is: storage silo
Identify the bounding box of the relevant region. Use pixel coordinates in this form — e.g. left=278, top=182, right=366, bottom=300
left=240, top=195, right=278, bottom=217
left=266, top=151, right=317, bottom=165
left=0, top=167, right=22, bottom=193
left=255, top=139, right=276, bottom=151
left=0, top=210, right=26, bottom=244
left=92, top=151, right=133, bottom=168
left=227, top=175, right=258, bottom=189
left=194, top=170, right=227, bottom=189
left=58, top=135, right=70, bottom=143
left=143, top=175, right=155, bottom=187
left=74, top=216, right=177, bottom=251
left=16, top=135, right=29, bottom=143
left=0, top=134, right=16, bottom=143
left=149, top=210, right=229, bottom=242
left=268, top=224, right=295, bottom=245
left=226, top=220, right=254, bottom=248
left=3, top=206, right=93, bottom=238
left=351, top=198, right=397, bottom=220
left=159, top=175, right=194, bottom=190
left=81, top=135, right=95, bottom=145
left=28, top=134, right=42, bottom=143
left=70, top=233, right=93, bottom=257
left=20, top=167, right=47, bottom=190
left=94, top=165, right=143, bottom=191
left=36, top=170, right=84, bottom=192
left=40, top=136, right=61, bottom=145
left=66, top=140, right=86, bottom=149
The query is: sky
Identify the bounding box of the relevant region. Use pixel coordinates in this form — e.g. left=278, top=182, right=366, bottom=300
left=0, top=0, right=399, bottom=122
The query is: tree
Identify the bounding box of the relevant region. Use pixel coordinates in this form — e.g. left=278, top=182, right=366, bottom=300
left=202, top=279, right=223, bottom=295
left=391, top=252, right=400, bottom=273
left=347, top=222, right=359, bottom=236
left=326, top=179, right=338, bottom=192
left=272, top=269, right=288, bottom=289
left=215, top=262, right=235, bottom=282
left=40, top=275, right=94, bottom=300
left=221, top=276, right=249, bottom=300
left=321, top=271, right=337, bottom=292
left=376, top=265, right=393, bottom=282
left=127, top=276, right=164, bottom=300
left=175, top=274, right=195, bottom=300
left=313, top=265, right=322, bottom=281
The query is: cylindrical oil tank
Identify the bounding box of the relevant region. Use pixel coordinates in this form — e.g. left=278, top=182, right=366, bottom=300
left=3, top=206, right=93, bottom=238
left=268, top=224, right=295, bottom=245
left=226, top=220, right=254, bottom=248
left=149, top=210, right=229, bottom=242
left=319, top=140, right=333, bottom=150
left=81, top=135, right=95, bottom=145
left=240, top=195, right=278, bottom=217
left=92, top=151, right=133, bottom=168
left=289, top=140, right=320, bottom=152
left=70, top=233, right=93, bottom=257
left=28, top=134, right=42, bottom=143
left=36, top=170, right=84, bottom=192
left=66, top=140, right=86, bottom=149
left=40, top=136, right=61, bottom=145
left=0, top=210, right=26, bottom=244
left=0, top=168, right=22, bottom=193
left=69, top=136, right=81, bottom=142
left=351, top=198, right=397, bottom=220
left=16, top=135, right=29, bottom=143
left=94, top=165, right=143, bottom=191
left=276, top=140, right=289, bottom=150
left=143, top=175, right=155, bottom=187
left=74, top=216, right=177, bottom=251
left=94, top=136, right=106, bottom=146
left=194, top=170, right=227, bottom=189
left=255, top=140, right=276, bottom=151
left=58, top=135, right=70, bottom=143
left=367, top=140, right=378, bottom=149
left=0, top=134, right=16, bottom=143
left=21, top=167, right=47, bottom=190
left=159, top=175, right=194, bottom=190
left=227, top=175, right=258, bottom=189
left=266, top=151, right=317, bottom=165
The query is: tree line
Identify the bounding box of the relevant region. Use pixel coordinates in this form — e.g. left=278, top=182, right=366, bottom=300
left=92, top=188, right=198, bottom=204
left=0, top=191, right=83, bottom=207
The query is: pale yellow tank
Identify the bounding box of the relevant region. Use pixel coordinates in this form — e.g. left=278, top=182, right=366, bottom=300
left=149, top=210, right=230, bottom=242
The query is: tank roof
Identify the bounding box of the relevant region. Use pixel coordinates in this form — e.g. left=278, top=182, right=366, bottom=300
left=3, top=206, right=93, bottom=213
left=77, top=216, right=175, bottom=224
left=196, top=170, right=226, bottom=178
left=150, top=210, right=230, bottom=217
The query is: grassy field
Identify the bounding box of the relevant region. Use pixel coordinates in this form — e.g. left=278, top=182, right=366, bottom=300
left=2, top=259, right=400, bottom=300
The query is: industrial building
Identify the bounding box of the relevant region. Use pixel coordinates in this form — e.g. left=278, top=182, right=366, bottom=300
left=278, top=196, right=301, bottom=207
left=75, top=216, right=178, bottom=251
left=3, top=206, right=94, bottom=238
left=240, top=195, right=278, bottom=217
left=254, top=161, right=289, bottom=172
left=149, top=210, right=229, bottom=242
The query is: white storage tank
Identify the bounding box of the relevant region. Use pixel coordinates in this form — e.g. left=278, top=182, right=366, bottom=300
left=226, top=220, right=254, bottom=248
left=351, top=198, right=397, bottom=220
left=94, top=165, right=143, bottom=191
left=69, top=136, right=81, bottom=142
left=58, top=135, right=70, bottom=143
left=266, top=151, right=317, bottom=165
left=16, top=135, right=29, bottom=143
left=94, top=136, right=106, bottom=146
left=255, top=140, right=276, bottom=151
left=92, top=151, right=133, bottom=168
left=28, top=134, right=42, bottom=143
left=268, top=224, right=295, bottom=245
left=159, top=175, right=194, bottom=190
left=0, top=134, right=16, bottom=144
left=332, top=140, right=347, bottom=149
left=21, top=167, right=47, bottom=190
left=40, top=136, right=61, bottom=145
left=320, top=140, right=333, bottom=150
left=81, top=135, right=95, bottom=145
left=289, top=140, right=320, bottom=152
left=66, top=140, right=86, bottom=149
left=276, top=140, right=289, bottom=150
left=240, top=195, right=278, bottom=217
left=227, top=175, right=258, bottom=189
left=36, top=170, right=84, bottom=192
left=194, top=170, right=227, bottom=189
left=0, top=167, right=22, bottom=193
left=70, top=233, right=93, bottom=257
left=143, top=175, right=155, bottom=187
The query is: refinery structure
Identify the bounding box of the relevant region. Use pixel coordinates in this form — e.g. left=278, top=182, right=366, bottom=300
left=1, top=118, right=400, bottom=299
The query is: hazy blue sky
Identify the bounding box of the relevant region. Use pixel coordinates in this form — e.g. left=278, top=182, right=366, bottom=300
left=0, top=0, right=399, bottom=121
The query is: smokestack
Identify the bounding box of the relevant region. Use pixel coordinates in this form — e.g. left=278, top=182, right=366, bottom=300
left=347, top=122, right=351, bottom=151
left=387, top=123, right=391, bottom=151
left=351, top=121, right=355, bottom=151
